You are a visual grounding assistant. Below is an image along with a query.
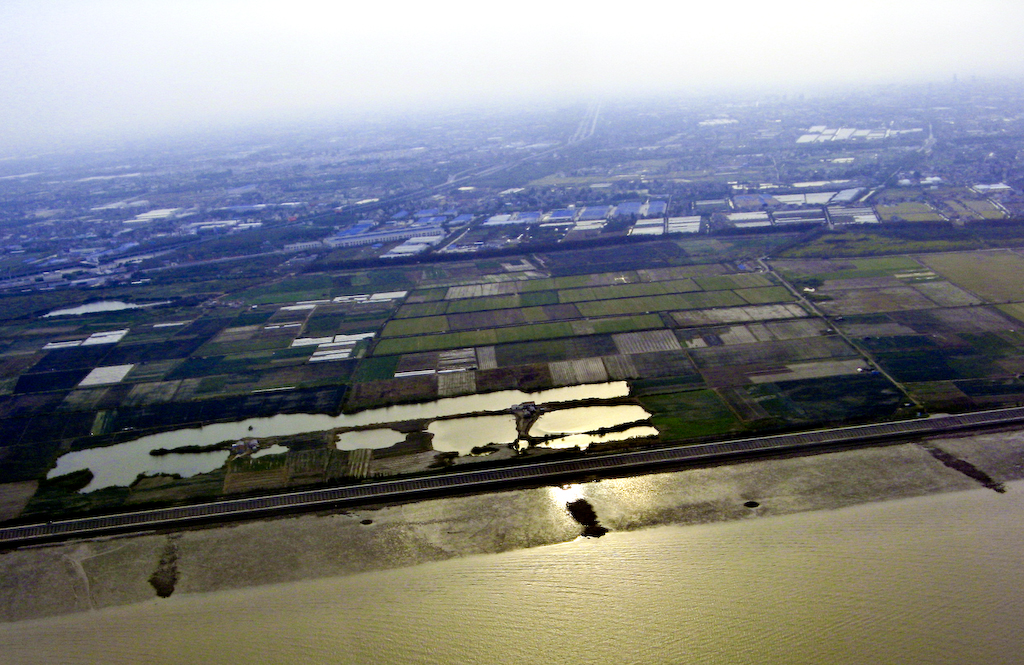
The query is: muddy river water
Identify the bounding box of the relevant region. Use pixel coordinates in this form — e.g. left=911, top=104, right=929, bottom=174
left=2, top=479, right=1022, bottom=664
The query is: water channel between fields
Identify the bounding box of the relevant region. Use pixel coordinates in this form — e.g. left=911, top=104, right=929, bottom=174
left=49, top=382, right=652, bottom=492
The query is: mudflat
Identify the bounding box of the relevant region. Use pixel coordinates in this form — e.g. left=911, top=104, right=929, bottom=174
left=1, top=428, right=1022, bottom=624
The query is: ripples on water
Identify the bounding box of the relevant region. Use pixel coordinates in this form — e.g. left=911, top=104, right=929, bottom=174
left=3, top=484, right=1023, bottom=664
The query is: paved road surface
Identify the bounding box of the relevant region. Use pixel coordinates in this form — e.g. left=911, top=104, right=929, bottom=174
left=3, top=406, right=1024, bottom=547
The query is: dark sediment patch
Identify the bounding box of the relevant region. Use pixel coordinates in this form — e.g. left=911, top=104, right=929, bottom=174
left=565, top=498, right=608, bottom=538
left=148, top=535, right=180, bottom=598
left=919, top=443, right=1006, bottom=493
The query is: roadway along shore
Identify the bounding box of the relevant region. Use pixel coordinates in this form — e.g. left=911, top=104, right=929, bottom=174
left=4, top=406, right=1024, bottom=547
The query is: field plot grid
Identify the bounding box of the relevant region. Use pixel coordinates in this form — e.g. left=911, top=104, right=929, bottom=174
left=447, top=309, right=525, bottom=330
left=765, top=319, right=829, bottom=340
left=602, top=354, right=640, bottom=379
left=815, top=285, right=937, bottom=315
left=438, top=371, right=476, bottom=396
left=556, top=278, right=699, bottom=303
left=691, top=337, right=857, bottom=369
left=612, top=330, right=682, bottom=355
left=718, top=387, right=771, bottom=421
left=912, top=281, right=983, bottom=307
left=445, top=282, right=518, bottom=299
left=549, top=358, right=609, bottom=386
left=123, top=380, right=183, bottom=406
left=672, top=303, right=808, bottom=326
left=921, top=251, right=1024, bottom=303
left=748, top=359, right=865, bottom=383
left=438, top=348, right=477, bottom=371
left=716, top=326, right=766, bottom=345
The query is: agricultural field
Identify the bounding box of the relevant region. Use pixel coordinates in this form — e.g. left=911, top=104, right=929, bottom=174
left=875, top=202, right=945, bottom=222
left=360, top=252, right=893, bottom=436
left=773, top=248, right=1024, bottom=413
left=10, top=232, right=1024, bottom=524
left=941, top=198, right=1007, bottom=221
left=919, top=250, right=1024, bottom=303
left=778, top=228, right=983, bottom=258
left=773, top=256, right=984, bottom=316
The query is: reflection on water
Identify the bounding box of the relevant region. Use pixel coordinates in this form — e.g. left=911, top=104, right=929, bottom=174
left=44, top=300, right=140, bottom=317
left=43, top=300, right=170, bottom=317
left=549, top=483, right=585, bottom=504
left=428, top=415, right=518, bottom=454
left=530, top=405, right=651, bottom=437
left=537, top=425, right=660, bottom=450
left=50, top=382, right=630, bottom=491
left=251, top=444, right=288, bottom=458
left=334, top=429, right=405, bottom=451
left=527, top=404, right=653, bottom=449
left=3, top=484, right=1023, bottom=663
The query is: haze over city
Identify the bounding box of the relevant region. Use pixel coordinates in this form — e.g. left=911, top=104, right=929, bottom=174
left=5, top=2, right=1024, bottom=663
left=3, top=0, right=1024, bottom=150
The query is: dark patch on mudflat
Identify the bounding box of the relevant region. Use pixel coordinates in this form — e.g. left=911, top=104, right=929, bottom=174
left=920, top=443, right=1006, bottom=493
left=565, top=499, right=608, bottom=538
left=148, top=535, right=180, bottom=598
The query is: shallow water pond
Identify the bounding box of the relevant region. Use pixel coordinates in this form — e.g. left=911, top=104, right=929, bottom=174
left=44, top=300, right=168, bottom=317
left=334, top=429, right=406, bottom=451
left=529, top=405, right=651, bottom=438
left=428, top=415, right=519, bottom=455
left=50, top=382, right=630, bottom=491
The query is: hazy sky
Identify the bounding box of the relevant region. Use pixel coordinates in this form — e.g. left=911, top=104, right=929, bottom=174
left=2, top=0, right=1023, bottom=150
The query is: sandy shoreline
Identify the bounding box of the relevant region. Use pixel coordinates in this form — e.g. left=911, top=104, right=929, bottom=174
left=2, top=428, right=1023, bottom=624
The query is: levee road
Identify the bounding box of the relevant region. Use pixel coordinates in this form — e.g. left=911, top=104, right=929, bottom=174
left=4, top=406, right=1024, bottom=547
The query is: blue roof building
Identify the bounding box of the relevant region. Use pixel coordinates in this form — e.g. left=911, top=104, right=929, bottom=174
left=645, top=201, right=667, bottom=217
left=614, top=201, right=643, bottom=216
left=547, top=209, right=576, bottom=221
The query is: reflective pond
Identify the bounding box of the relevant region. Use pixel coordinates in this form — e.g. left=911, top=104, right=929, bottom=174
left=428, top=415, right=519, bottom=455
left=334, top=429, right=406, bottom=451
left=50, top=382, right=631, bottom=491
left=44, top=300, right=168, bottom=317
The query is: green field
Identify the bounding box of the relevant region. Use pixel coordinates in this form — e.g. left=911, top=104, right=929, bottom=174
left=381, top=316, right=450, bottom=337
left=446, top=294, right=521, bottom=314
left=640, top=389, right=742, bottom=440
left=778, top=230, right=982, bottom=259
left=997, top=303, right=1024, bottom=324
left=693, top=273, right=773, bottom=291
left=372, top=311, right=670, bottom=355
left=576, top=291, right=744, bottom=317
left=239, top=275, right=334, bottom=304
left=373, top=321, right=577, bottom=355
left=876, top=202, right=945, bottom=222
left=921, top=251, right=1024, bottom=302
left=587, top=313, right=664, bottom=335
left=735, top=286, right=794, bottom=305
left=556, top=278, right=700, bottom=303
left=394, top=301, right=448, bottom=318
left=943, top=198, right=1006, bottom=220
